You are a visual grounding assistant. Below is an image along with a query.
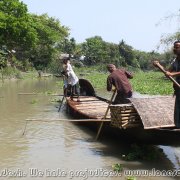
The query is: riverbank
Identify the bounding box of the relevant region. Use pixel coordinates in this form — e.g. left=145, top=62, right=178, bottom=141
left=0, top=66, right=174, bottom=96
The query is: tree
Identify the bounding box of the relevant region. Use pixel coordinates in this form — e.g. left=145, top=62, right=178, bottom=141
left=25, top=14, right=69, bottom=69
left=0, top=0, right=37, bottom=51
left=118, top=40, right=137, bottom=67
left=158, top=9, right=180, bottom=50
left=81, top=36, right=109, bottom=65
left=62, top=37, right=76, bottom=57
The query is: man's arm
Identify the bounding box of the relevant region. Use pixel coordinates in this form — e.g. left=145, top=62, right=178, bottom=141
left=166, top=59, right=180, bottom=77
left=107, top=77, right=112, bottom=91
left=125, top=70, right=133, bottom=79
left=166, top=71, right=180, bottom=77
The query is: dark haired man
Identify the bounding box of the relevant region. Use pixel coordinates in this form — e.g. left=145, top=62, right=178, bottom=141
left=106, top=64, right=133, bottom=104
left=166, top=40, right=180, bottom=128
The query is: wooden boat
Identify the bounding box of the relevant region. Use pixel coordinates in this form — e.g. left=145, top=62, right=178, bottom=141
left=64, top=79, right=180, bottom=144
left=65, top=79, right=179, bottom=131
left=65, top=79, right=111, bottom=120
left=65, top=79, right=143, bottom=130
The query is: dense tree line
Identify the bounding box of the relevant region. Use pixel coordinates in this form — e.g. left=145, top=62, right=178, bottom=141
left=77, top=36, right=163, bottom=70
left=0, top=0, right=179, bottom=72
left=0, top=0, right=69, bottom=70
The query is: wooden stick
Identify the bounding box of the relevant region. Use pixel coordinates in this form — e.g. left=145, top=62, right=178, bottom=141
left=153, top=61, right=180, bottom=88
left=18, top=93, right=64, bottom=96
left=95, top=89, right=116, bottom=140
left=26, top=118, right=111, bottom=122
left=58, top=95, right=65, bottom=112
left=22, top=121, right=28, bottom=136
left=121, top=122, right=129, bottom=127
left=22, top=118, right=111, bottom=136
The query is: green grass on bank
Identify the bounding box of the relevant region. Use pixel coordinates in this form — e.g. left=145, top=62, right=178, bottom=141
left=131, top=71, right=174, bottom=95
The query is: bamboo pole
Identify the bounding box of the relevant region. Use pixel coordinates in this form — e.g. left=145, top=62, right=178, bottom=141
left=22, top=118, right=111, bottom=136
left=95, top=89, right=117, bottom=140
left=26, top=118, right=111, bottom=122
left=58, top=95, right=65, bottom=112
left=18, top=93, right=64, bottom=96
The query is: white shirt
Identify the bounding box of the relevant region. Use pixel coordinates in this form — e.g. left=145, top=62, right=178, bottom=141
left=66, top=63, right=79, bottom=86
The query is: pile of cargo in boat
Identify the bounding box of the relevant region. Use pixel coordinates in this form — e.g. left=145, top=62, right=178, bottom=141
left=110, top=104, right=143, bottom=129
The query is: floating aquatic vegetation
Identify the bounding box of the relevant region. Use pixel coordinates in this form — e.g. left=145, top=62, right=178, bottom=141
left=112, top=163, right=123, bottom=172
left=30, top=99, right=38, bottom=104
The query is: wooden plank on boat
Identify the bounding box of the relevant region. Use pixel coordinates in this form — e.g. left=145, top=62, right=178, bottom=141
left=76, top=107, right=108, bottom=111
left=83, top=111, right=110, bottom=115
left=71, top=96, right=98, bottom=100
left=76, top=105, right=107, bottom=110
left=76, top=102, right=107, bottom=106
left=80, top=110, right=106, bottom=114
left=77, top=101, right=107, bottom=105
left=76, top=104, right=108, bottom=107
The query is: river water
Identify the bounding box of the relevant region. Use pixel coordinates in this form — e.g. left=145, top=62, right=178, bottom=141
left=0, top=77, right=179, bottom=180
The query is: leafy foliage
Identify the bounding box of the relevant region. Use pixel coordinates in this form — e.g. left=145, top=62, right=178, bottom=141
left=22, top=14, right=69, bottom=69
left=112, top=163, right=123, bottom=172
left=123, top=144, right=163, bottom=161
left=0, top=0, right=37, bottom=50
left=0, top=0, right=69, bottom=70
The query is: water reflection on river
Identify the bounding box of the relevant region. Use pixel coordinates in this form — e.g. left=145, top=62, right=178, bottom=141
left=0, top=78, right=179, bottom=180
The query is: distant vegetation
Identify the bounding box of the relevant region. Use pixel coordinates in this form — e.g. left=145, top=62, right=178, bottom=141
left=74, top=66, right=174, bottom=95
left=0, top=1, right=179, bottom=80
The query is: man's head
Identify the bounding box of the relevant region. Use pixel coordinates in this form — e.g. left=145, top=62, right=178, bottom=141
left=107, top=64, right=116, bottom=73
left=173, top=40, right=180, bottom=56
left=63, top=57, right=70, bottom=64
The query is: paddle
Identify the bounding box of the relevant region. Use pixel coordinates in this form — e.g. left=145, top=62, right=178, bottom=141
left=153, top=61, right=180, bottom=88
left=95, top=89, right=117, bottom=140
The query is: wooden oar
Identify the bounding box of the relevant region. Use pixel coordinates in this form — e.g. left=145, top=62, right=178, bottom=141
left=95, top=89, right=117, bottom=140
left=153, top=61, right=180, bottom=88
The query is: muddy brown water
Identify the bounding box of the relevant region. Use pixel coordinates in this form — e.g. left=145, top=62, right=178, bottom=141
left=0, top=78, right=179, bottom=180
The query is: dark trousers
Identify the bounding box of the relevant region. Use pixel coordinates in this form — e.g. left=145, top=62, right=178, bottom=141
left=174, top=90, right=180, bottom=128
left=69, top=82, right=80, bottom=98
left=113, top=91, right=132, bottom=104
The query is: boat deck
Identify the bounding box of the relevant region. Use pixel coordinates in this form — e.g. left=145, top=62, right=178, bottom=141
left=66, top=96, right=111, bottom=119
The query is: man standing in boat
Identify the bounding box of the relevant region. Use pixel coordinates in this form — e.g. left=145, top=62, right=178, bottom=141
left=165, top=40, right=180, bottom=128
left=62, top=57, right=80, bottom=102
left=106, top=64, right=133, bottom=104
